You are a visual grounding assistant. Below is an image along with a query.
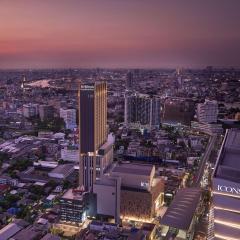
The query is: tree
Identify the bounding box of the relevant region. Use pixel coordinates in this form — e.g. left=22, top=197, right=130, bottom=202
left=29, top=185, right=44, bottom=196
left=46, top=180, right=57, bottom=189
left=0, top=194, right=20, bottom=210
left=50, top=228, right=64, bottom=237
left=0, top=152, right=9, bottom=162
left=51, top=117, right=65, bottom=132
left=8, top=159, right=33, bottom=172
left=62, top=180, right=72, bottom=190
left=35, top=117, right=65, bottom=132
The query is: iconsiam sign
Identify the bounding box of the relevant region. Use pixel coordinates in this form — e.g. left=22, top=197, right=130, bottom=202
left=217, top=185, right=240, bottom=195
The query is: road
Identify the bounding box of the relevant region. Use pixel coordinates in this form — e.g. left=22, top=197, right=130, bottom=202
left=193, top=135, right=217, bottom=187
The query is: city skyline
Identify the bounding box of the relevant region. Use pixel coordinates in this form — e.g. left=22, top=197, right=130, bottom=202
left=1, top=0, right=240, bottom=69
left=0, top=1, right=240, bottom=238
left=0, top=65, right=239, bottom=239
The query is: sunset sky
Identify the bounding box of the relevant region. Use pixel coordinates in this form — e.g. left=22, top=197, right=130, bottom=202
left=0, top=0, right=240, bottom=69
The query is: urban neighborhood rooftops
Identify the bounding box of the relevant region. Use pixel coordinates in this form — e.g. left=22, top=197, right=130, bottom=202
left=48, top=164, right=74, bottom=179
left=0, top=220, right=29, bottom=240
left=61, top=188, right=86, bottom=201
left=40, top=233, right=60, bottom=240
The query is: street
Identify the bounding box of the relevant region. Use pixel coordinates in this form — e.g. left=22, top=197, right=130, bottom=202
left=193, top=135, right=217, bottom=187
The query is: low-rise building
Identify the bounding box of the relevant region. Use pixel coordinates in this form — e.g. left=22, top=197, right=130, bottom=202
left=40, top=233, right=61, bottom=240
left=22, top=103, right=39, bottom=118
left=48, top=164, right=74, bottom=180
left=59, top=108, right=77, bottom=130
left=11, top=223, right=47, bottom=240
left=61, top=146, right=79, bottom=162
left=59, top=188, right=89, bottom=224
left=191, top=121, right=223, bottom=135
left=0, top=219, right=29, bottom=240
left=0, top=174, right=18, bottom=186
left=110, top=162, right=165, bottom=222
left=80, top=221, right=155, bottom=240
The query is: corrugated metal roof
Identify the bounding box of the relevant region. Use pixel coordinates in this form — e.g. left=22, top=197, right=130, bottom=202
left=161, top=188, right=202, bottom=230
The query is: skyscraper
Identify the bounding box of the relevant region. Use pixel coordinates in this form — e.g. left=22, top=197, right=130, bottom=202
left=21, top=75, right=26, bottom=91
left=126, top=71, right=134, bottom=91
left=124, top=92, right=161, bottom=129
left=78, top=82, right=108, bottom=190
left=197, top=99, right=218, bottom=124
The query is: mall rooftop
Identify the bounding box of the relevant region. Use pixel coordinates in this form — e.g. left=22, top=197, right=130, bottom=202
left=111, top=162, right=154, bottom=176
left=161, top=187, right=202, bottom=231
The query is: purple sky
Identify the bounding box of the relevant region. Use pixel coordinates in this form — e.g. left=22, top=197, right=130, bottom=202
left=0, top=0, right=240, bottom=69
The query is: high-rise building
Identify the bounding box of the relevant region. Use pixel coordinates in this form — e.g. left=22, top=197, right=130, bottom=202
left=39, top=105, right=54, bottom=122
left=124, top=92, right=161, bottom=129
left=212, top=128, right=240, bottom=240
left=22, top=103, right=39, bottom=118
left=78, top=82, right=109, bottom=190
left=197, top=99, right=218, bottom=124
left=21, top=75, right=26, bottom=92
left=59, top=108, right=77, bottom=130
left=79, top=83, right=107, bottom=154
left=126, top=71, right=134, bottom=90
left=162, top=97, right=195, bottom=126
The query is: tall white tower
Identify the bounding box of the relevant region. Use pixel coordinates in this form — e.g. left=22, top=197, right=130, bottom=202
left=21, top=75, right=26, bottom=92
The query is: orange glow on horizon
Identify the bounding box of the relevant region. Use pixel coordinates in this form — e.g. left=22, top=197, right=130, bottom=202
left=0, top=1, right=240, bottom=68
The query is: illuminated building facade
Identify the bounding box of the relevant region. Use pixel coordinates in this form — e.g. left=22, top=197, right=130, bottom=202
left=110, top=163, right=164, bottom=222
left=78, top=82, right=108, bottom=190
left=212, top=128, right=240, bottom=240
left=59, top=188, right=88, bottom=224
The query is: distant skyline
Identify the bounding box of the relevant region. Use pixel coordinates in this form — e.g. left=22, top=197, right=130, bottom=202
left=1, top=0, right=240, bottom=69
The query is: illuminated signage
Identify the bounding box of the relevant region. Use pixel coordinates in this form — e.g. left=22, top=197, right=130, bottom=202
left=81, top=85, right=94, bottom=90
left=141, top=182, right=149, bottom=188
left=217, top=185, right=240, bottom=195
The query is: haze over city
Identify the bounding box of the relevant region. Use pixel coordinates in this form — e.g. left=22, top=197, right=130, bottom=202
left=1, top=0, right=240, bottom=69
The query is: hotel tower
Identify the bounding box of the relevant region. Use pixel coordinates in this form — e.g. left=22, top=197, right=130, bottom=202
left=78, top=82, right=108, bottom=190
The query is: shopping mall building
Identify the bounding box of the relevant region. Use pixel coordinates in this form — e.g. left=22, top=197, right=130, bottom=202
left=212, top=128, right=240, bottom=240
